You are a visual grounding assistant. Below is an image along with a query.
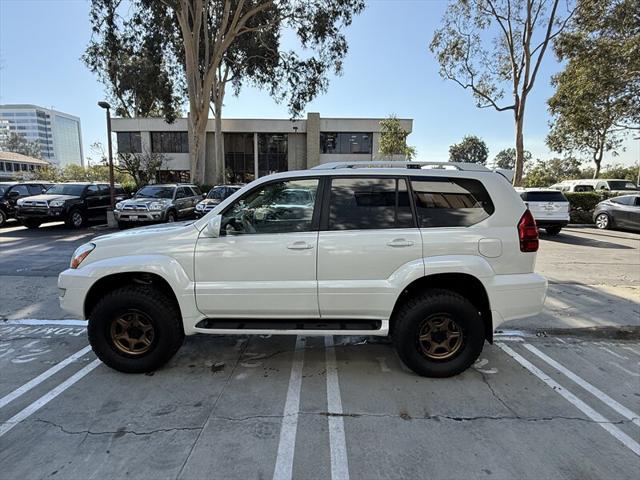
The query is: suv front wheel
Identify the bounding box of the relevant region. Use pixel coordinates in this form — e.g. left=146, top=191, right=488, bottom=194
left=393, top=289, right=485, bottom=377
left=88, top=285, right=185, bottom=373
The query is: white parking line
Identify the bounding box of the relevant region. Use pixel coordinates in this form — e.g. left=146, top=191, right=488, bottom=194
left=1, top=319, right=88, bottom=327
left=498, top=343, right=640, bottom=456
left=0, top=345, right=92, bottom=409
left=599, top=346, right=629, bottom=361
left=608, top=361, right=640, bottom=378
left=0, top=359, right=101, bottom=438
left=522, top=343, right=640, bottom=428
left=273, top=336, right=305, bottom=480
left=325, top=336, right=350, bottom=480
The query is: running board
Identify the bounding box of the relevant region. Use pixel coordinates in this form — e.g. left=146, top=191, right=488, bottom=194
left=195, top=318, right=382, bottom=331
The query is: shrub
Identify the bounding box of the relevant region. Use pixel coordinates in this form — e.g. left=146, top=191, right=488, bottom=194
left=564, top=192, right=615, bottom=224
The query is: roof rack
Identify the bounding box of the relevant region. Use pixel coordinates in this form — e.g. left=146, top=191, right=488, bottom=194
left=311, top=161, right=490, bottom=172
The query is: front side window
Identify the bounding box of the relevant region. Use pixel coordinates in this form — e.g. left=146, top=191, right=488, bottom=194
left=610, top=196, right=634, bottom=206
left=222, top=179, right=318, bottom=235
left=411, top=177, right=494, bottom=227
left=9, top=185, right=29, bottom=196
left=328, top=177, right=413, bottom=230
left=28, top=185, right=43, bottom=195
left=607, top=181, right=638, bottom=191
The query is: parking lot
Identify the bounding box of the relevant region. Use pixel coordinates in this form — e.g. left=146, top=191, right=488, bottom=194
left=1, top=222, right=639, bottom=479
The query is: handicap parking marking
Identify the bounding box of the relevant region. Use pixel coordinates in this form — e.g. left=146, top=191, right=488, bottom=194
left=498, top=342, right=640, bottom=457
left=0, top=324, right=86, bottom=340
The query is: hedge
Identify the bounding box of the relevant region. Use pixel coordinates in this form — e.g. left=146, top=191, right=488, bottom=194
left=564, top=192, right=616, bottom=224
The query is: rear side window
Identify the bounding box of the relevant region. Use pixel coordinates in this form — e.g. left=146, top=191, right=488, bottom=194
left=328, top=177, right=414, bottom=230
left=521, top=191, right=568, bottom=202
left=610, top=196, right=635, bottom=206
left=190, top=186, right=202, bottom=196
left=411, top=177, right=494, bottom=228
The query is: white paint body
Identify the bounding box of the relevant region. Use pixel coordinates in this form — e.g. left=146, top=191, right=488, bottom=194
left=58, top=168, right=547, bottom=336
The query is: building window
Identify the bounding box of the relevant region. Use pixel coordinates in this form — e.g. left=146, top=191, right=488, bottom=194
left=320, top=132, right=372, bottom=154
left=151, top=131, right=189, bottom=153
left=116, top=132, right=142, bottom=153
left=0, top=162, right=4, bottom=171
left=258, top=133, right=287, bottom=177
left=21, top=164, right=28, bottom=171
left=224, top=133, right=254, bottom=184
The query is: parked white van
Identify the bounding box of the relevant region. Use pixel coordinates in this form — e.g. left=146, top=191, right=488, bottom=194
left=551, top=179, right=639, bottom=194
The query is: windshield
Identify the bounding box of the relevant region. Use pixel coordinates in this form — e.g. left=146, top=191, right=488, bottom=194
left=607, top=181, right=637, bottom=191
left=207, top=187, right=227, bottom=200
left=135, top=186, right=175, bottom=199
left=45, top=184, right=86, bottom=196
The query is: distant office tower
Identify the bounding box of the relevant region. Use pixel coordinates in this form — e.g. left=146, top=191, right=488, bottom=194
left=0, top=104, right=84, bottom=166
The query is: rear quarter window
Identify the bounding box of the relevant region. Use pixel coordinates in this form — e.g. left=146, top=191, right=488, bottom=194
left=411, top=177, right=494, bottom=227
left=521, top=191, right=568, bottom=202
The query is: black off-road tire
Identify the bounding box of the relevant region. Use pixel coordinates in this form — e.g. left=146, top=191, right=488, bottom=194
left=392, top=289, right=485, bottom=378
left=87, top=285, right=185, bottom=373
left=166, top=210, right=177, bottom=223
left=545, top=226, right=562, bottom=235
left=117, top=221, right=129, bottom=230
left=0, top=210, right=7, bottom=227
left=66, top=209, right=86, bottom=229
left=23, top=219, right=41, bottom=229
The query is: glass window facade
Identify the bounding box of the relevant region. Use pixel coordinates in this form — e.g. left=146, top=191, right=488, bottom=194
left=224, top=133, right=255, bottom=184
left=116, top=132, right=142, bottom=153
left=258, top=133, right=287, bottom=177
left=151, top=131, right=189, bottom=153
left=52, top=114, right=82, bottom=166
left=320, top=132, right=372, bottom=154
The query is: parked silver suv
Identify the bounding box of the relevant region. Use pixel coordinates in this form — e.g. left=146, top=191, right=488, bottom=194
left=114, top=184, right=203, bottom=229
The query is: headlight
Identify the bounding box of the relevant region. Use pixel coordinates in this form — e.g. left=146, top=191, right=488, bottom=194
left=149, top=202, right=164, bottom=211
left=115, top=201, right=124, bottom=210
left=17, top=199, right=25, bottom=206
left=70, top=243, right=95, bottom=269
left=49, top=200, right=65, bottom=207
left=195, top=203, right=205, bottom=210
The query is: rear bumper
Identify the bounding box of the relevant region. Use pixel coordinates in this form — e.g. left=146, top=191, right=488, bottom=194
left=535, top=219, right=569, bottom=228
left=486, top=273, right=547, bottom=329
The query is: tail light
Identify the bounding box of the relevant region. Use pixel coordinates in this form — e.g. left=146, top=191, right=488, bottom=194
left=518, top=210, right=539, bottom=252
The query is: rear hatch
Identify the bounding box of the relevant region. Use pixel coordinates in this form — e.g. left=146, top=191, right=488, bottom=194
left=520, top=190, right=569, bottom=221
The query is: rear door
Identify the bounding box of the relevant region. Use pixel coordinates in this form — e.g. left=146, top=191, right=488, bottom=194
left=84, top=185, right=101, bottom=216
left=522, top=191, right=569, bottom=223
left=317, top=176, right=422, bottom=319
left=174, top=187, right=190, bottom=217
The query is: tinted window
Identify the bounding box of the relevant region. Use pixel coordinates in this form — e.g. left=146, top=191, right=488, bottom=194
left=151, top=132, right=189, bottom=153
left=320, top=132, right=372, bottom=154
left=176, top=187, right=189, bottom=199
left=98, top=185, right=110, bottom=194
left=521, top=191, right=568, bottom=202
left=573, top=185, right=594, bottom=192
left=136, top=186, right=175, bottom=199
left=328, top=177, right=413, bottom=230
left=27, top=185, right=43, bottom=195
left=190, top=186, right=202, bottom=196
left=610, top=196, right=635, bottom=206
left=411, top=177, right=494, bottom=228
left=86, top=185, right=100, bottom=196
left=46, top=184, right=86, bottom=196
left=222, top=179, right=318, bottom=234
left=10, top=185, right=29, bottom=196
left=608, top=181, right=637, bottom=191
left=116, top=132, right=142, bottom=153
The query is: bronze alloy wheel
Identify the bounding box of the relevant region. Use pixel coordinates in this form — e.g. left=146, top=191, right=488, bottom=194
left=417, top=314, right=464, bottom=360
left=110, top=310, right=155, bottom=355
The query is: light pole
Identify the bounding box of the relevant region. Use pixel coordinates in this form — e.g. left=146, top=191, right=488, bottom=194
left=98, top=101, right=116, bottom=227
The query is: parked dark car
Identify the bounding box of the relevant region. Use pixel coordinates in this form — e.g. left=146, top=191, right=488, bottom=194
left=0, top=181, right=52, bottom=227
left=593, top=195, right=640, bottom=232
left=114, top=184, right=203, bottom=228
left=16, top=182, right=126, bottom=229
left=194, top=184, right=243, bottom=218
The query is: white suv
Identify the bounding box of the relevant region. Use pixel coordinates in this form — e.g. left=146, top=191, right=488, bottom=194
left=58, top=162, right=547, bottom=377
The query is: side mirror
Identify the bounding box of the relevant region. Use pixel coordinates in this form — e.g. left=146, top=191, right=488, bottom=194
left=202, top=193, right=207, bottom=199
left=204, top=214, right=222, bottom=238
left=8, top=191, right=20, bottom=198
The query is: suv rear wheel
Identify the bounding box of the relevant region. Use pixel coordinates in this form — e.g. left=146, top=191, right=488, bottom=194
left=392, top=289, right=484, bottom=377
left=0, top=210, right=6, bottom=227
left=88, top=285, right=184, bottom=373
left=23, top=219, right=41, bottom=229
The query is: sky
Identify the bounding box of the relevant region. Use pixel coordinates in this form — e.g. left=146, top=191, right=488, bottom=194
left=0, top=0, right=638, bottom=167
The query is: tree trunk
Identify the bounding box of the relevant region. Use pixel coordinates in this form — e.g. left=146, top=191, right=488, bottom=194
left=188, top=111, right=207, bottom=185
left=213, top=97, right=224, bottom=185
left=593, top=147, right=603, bottom=179
left=513, top=113, right=525, bottom=187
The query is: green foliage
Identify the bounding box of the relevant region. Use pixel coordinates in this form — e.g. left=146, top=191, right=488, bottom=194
left=378, top=115, right=416, bottom=160
left=547, top=0, right=640, bottom=176
left=564, top=191, right=616, bottom=223
left=0, top=132, right=42, bottom=159
left=493, top=148, right=532, bottom=170
left=598, top=163, right=639, bottom=181
left=449, top=135, right=488, bottom=164
left=522, top=157, right=583, bottom=187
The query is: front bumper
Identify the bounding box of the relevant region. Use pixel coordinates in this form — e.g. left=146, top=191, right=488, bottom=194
left=58, top=268, right=95, bottom=319
left=114, top=209, right=166, bottom=223
left=486, top=273, right=547, bottom=329
left=16, top=207, right=65, bottom=221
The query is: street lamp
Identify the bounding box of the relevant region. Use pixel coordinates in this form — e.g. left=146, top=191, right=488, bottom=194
left=98, top=101, right=115, bottom=209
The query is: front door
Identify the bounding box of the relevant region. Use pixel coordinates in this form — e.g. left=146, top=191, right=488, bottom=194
left=195, top=178, right=321, bottom=318
left=317, top=177, right=423, bottom=320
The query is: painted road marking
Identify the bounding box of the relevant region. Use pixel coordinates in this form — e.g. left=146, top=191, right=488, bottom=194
left=273, top=336, right=305, bottom=480
left=0, top=345, right=92, bottom=409
left=1, top=319, right=88, bottom=327
left=0, top=358, right=101, bottom=438
left=522, top=343, right=640, bottom=428
left=608, top=361, right=640, bottom=378
left=599, top=347, right=629, bottom=361
left=621, top=346, right=640, bottom=357
left=325, top=336, right=350, bottom=480
left=498, top=343, right=640, bottom=456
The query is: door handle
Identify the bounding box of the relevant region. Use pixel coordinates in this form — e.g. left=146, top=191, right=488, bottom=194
left=387, top=238, right=414, bottom=248
left=287, top=241, right=314, bottom=250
